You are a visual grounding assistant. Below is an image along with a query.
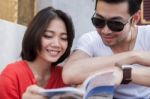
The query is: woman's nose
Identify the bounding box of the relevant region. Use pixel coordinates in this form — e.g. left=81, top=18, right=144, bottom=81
left=51, top=38, right=60, bottom=47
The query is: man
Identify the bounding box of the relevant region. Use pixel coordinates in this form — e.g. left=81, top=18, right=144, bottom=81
left=63, top=0, right=150, bottom=98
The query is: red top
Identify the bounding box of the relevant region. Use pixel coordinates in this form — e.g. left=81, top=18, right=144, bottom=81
left=0, top=60, right=67, bottom=99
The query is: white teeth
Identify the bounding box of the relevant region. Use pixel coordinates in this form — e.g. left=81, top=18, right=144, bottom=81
left=48, top=50, right=59, bottom=56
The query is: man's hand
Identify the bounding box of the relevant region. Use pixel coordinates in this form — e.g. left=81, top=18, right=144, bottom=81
left=22, top=85, right=48, bottom=99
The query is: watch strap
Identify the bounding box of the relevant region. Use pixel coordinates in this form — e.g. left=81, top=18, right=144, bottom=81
left=121, top=66, right=132, bottom=84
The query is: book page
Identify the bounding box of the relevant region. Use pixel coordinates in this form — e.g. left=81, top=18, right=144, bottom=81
left=39, top=71, right=115, bottom=99
left=83, top=72, right=115, bottom=99
left=40, top=87, right=84, bottom=99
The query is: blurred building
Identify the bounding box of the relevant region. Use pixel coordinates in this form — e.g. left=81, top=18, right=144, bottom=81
left=0, top=0, right=35, bottom=25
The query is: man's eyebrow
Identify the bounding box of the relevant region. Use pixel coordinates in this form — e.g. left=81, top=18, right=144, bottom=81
left=96, top=13, right=124, bottom=20
left=95, top=13, right=105, bottom=18
left=110, top=17, right=124, bottom=20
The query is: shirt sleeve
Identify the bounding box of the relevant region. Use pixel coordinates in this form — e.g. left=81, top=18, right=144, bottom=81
left=75, top=33, right=94, bottom=56
left=0, top=68, right=20, bottom=99
left=143, top=25, right=150, bottom=50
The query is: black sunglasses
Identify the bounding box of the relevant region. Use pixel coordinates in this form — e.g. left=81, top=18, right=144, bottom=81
left=91, top=15, right=131, bottom=32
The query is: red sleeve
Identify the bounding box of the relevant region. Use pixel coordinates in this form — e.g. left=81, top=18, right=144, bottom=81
left=46, top=66, right=69, bottom=89
left=0, top=74, right=20, bottom=99
left=0, top=61, right=36, bottom=99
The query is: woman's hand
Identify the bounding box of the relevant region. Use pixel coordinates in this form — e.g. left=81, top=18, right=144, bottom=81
left=22, top=85, right=48, bottom=99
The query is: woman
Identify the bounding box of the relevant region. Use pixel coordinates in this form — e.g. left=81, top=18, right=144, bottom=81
left=0, top=7, right=74, bottom=99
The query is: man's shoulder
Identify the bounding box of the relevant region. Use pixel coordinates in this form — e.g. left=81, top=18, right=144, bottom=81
left=83, top=30, right=98, bottom=36
left=138, top=25, right=150, bottom=38
left=80, top=31, right=100, bottom=40
left=138, top=25, right=150, bottom=32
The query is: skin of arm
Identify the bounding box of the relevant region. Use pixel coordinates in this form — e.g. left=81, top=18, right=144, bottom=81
left=62, top=50, right=150, bottom=85
left=135, top=51, right=150, bottom=66
left=115, top=51, right=150, bottom=86
left=63, top=50, right=136, bottom=85
left=131, top=66, right=150, bottom=86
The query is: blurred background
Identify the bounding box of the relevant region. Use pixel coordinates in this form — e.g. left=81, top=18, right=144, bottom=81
left=0, top=0, right=150, bottom=71
left=0, top=0, right=150, bottom=26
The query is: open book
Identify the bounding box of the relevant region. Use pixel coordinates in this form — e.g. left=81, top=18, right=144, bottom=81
left=40, top=71, right=115, bottom=99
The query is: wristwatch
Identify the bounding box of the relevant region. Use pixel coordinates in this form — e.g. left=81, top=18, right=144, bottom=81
left=121, top=65, right=132, bottom=84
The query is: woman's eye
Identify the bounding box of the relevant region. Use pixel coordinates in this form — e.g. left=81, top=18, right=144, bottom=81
left=61, top=35, right=67, bottom=41
left=43, top=34, right=53, bottom=38
left=61, top=37, right=67, bottom=41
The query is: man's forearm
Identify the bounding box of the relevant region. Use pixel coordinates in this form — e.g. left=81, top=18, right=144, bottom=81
left=136, top=51, right=150, bottom=66
left=63, top=51, right=138, bottom=85
left=132, top=66, right=150, bottom=86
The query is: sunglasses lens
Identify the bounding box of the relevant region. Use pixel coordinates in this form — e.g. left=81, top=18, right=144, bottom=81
left=91, top=17, right=105, bottom=28
left=92, top=17, right=126, bottom=32
left=108, top=21, right=125, bottom=32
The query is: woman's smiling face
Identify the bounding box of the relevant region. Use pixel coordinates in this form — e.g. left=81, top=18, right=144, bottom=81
left=38, top=18, right=68, bottom=64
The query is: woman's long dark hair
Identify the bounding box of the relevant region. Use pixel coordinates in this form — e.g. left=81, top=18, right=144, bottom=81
left=21, top=7, right=75, bottom=66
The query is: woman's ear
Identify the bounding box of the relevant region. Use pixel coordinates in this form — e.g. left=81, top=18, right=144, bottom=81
left=132, top=10, right=141, bottom=24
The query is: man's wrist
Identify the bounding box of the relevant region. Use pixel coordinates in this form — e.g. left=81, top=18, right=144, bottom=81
left=114, top=65, right=123, bottom=85
left=115, top=64, right=132, bottom=84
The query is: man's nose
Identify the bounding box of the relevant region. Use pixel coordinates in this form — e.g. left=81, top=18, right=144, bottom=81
left=101, top=24, right=112, bottom=34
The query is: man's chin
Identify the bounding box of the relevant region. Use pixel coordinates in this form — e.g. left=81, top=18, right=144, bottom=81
left=103, top=41, right=116, bottom=47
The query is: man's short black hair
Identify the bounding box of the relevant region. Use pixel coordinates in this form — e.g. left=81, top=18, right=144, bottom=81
left=95, top=0, right=143, bottom=16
